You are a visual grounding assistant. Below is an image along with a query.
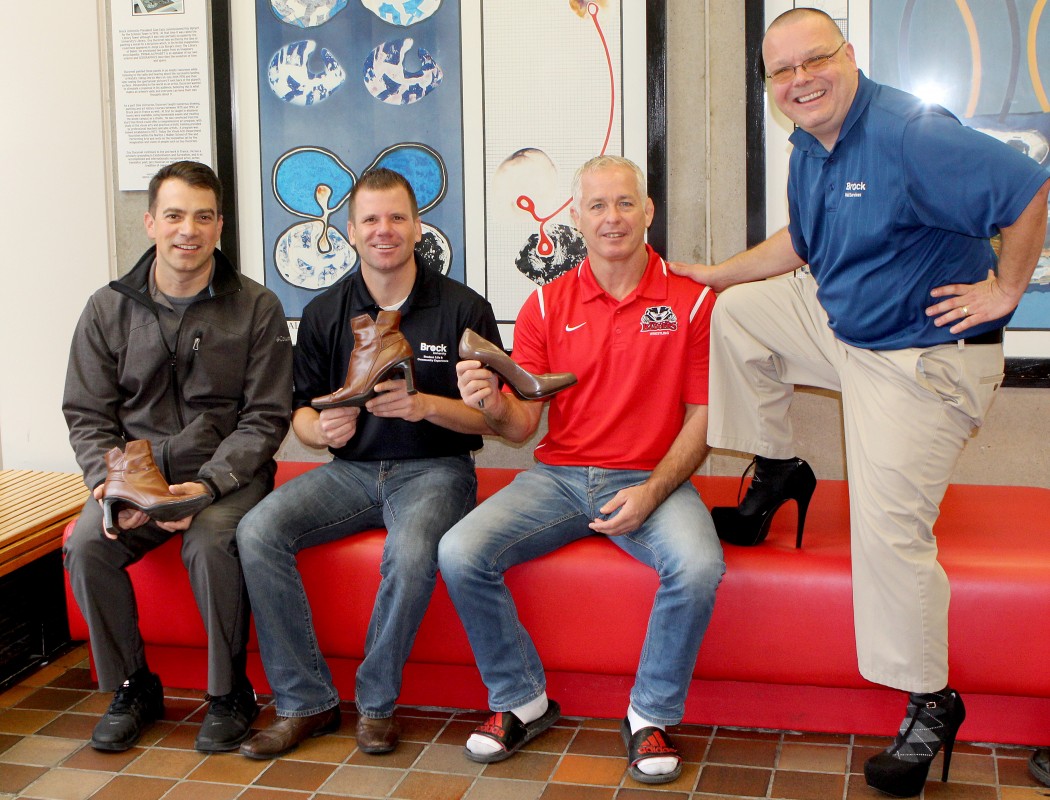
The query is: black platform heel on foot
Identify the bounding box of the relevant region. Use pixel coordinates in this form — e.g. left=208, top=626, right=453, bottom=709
left=712, top=456, right=816, bottom=548
left=864, top=688, right=966, bottom=798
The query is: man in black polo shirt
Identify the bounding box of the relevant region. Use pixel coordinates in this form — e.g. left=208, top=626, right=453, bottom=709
left=237, top=169, right=500, bottom=758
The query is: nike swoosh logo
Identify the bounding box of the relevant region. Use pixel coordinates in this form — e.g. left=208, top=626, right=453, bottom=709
left=565, top=323, right=587, bottom=332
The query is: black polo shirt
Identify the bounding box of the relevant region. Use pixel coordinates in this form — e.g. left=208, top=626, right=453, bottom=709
left=293, top=262, right=501, bottom=461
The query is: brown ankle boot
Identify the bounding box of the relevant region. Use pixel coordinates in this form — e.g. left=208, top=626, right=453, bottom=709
left=311, top=311, right=416, bottom=409
left=101, top=440, right=212, bottom=535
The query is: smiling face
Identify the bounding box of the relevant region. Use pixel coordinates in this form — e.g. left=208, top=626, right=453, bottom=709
left=347, top=185, right=422, bottom=278
left=763, top=12, right=859, bottom=150
left=144, top=178, right=223, bottom=296
left=569, top=164, right=654, bottom=270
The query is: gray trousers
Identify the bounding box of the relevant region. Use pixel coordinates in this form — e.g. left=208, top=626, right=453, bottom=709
left=63, top=478, right=267, bottom=696
left=708, top=272, right=1004, bottom=693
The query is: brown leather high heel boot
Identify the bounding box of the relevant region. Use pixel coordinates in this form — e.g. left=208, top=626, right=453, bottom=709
left=457, top=329, right=577, bottom=401
left=311, top=310, right=416, bottom=409
left=101, top=440, right=212, bottom=536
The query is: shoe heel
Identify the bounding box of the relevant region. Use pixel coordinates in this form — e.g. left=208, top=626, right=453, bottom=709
left=400, top=357, right=418, bottom=395
left=941, top=733, right=956, bottom=782
left=102, top=499, right=120, bottom=536
left=794, top=495, right=810, bottom=549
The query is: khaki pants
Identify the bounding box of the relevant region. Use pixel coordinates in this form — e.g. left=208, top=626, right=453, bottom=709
left=708, top=272, right=1004, bottom=692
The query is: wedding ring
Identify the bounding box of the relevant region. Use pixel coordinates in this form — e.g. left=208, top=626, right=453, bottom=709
left=962, top=306, right=970, bottom=316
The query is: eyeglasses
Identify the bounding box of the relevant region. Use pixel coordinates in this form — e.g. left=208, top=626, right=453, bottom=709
left=766, top=42, right=846, bottom=84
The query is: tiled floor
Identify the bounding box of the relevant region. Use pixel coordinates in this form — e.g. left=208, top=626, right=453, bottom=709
left=1, top=646, right=1047, bottom=800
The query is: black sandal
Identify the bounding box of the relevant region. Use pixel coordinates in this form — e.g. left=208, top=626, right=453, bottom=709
left=463, top=700, right=561, bottom=764
left=620, top=717, right=683, bottom=784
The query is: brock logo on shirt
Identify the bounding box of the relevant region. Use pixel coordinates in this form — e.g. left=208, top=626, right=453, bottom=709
left=640, top=305, right=678, bottom=334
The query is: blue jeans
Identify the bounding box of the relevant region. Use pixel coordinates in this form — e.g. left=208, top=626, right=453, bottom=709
left=437, top=464, right=724, bottom=726
left=236, top=455, right=476, bottom=718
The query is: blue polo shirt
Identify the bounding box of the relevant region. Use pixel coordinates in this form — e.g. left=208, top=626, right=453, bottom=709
left=787, top=71, right=1050, bottom=349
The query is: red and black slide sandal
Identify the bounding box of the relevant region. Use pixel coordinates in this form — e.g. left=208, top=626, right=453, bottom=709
left=463, top=700, right=561, bottom=764
left=620, top=718, right=683, bottom=784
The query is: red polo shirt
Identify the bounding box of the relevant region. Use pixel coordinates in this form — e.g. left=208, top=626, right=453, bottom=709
left=511, top=245, right=714, bottom=470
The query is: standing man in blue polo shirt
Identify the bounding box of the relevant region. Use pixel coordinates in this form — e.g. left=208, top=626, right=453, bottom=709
left=672, top=8, right=1049, bottom=798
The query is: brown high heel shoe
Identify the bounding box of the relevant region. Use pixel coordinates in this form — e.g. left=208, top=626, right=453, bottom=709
left=458, top=329, right=577, bottom=401
left=311, top=310, right=416, bottom=409
left=101, top=440, right=212, bottom=536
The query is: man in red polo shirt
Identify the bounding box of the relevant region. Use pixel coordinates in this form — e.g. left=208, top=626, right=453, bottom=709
left=438, top=155, right=724, bottom=785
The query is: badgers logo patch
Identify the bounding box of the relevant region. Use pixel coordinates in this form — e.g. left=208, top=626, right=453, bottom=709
left=640, top=305, right=678, bottom=334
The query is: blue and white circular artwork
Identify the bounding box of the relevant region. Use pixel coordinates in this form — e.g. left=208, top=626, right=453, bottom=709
left=363, top=38, right=442, bottom=105
left=270, top=0, right=349, bottom=27
left=275, top=220, right=357, bottom=289
left=360, top=0, right=441, bottom=26
left=268, top=41, right=347, bottom=106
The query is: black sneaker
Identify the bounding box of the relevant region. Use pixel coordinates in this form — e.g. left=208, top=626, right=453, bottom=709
left=195, top=679, right=260, bottom=753
left=91, top=671, right=164, bottom=752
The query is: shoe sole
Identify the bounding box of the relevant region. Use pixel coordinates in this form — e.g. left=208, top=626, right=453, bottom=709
left=463, top=701, right=561, bottom=764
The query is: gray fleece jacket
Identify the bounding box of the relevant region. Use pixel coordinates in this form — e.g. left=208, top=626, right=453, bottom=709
left=63, top=246, right=293, bottom=498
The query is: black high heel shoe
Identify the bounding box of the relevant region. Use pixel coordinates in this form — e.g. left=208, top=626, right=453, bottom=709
left=711, top=456, right=816, bottom=548
left=865, top=688, right=966, bottom=798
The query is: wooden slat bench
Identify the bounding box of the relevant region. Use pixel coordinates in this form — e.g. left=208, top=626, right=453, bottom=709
left=0, top=470, right=87, bottom=688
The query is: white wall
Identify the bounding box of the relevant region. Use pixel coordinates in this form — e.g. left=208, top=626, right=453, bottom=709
left=0, top=6, right=111, bottom=471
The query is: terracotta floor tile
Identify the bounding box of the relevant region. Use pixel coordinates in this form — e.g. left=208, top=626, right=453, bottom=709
left=285, top=730, right=358, bottom=763
left=845, top=772, right=890, bottom=798
left=614, top=788, right=689, bottom=800
left=539, top=783, right=615, bottom=800
left=84, top=774, right=176, bottom=800
left=320, top=763, right=406, bottom=796
left=20, top=663, right=66, bottom=687
left=254, top=757, right=338, bottom=791
left=0, top=682, right=34, bottom=708
left=771, top=769, right=846, bottom=800
left=122, top=746, right=205, bottom=778
left=785, top=730, right=852, bottom=745
left=569, top=728, right=625, bottom=757
left=922, top=781, right=1000, bottom=799
left=1000, top=787, right=1050, bottom=799
left=551, top=753, right=625, bottom=786
left=481, top=750, right=559, bottom=781
left=187, top=751, right=271, bottom=784
left=161, top=780, right=243, bottom=800
left=399, top=714, right=448, bottom=742
left=849, top=744, right=885, bottom=774
left=71, top=692, right=113, bottom=714
left=436, top=719, right=479, bottom=745
left=0, top=732, right=19, bottom=755
left=0, top=762, right=47, bottom=794
left=521, top=725, right=575, bottom=754
left=998, top=753, right=1045, bottom=787
left=19, top=766, right=112, bottom=800
left=36, top=711, right=98, bottom=740
left=580, top=718, right=621, bottom=731
left=465, top=776, right=546, bottom=800
left=705, top=736, right=779, bottom=768
left=15, top=687, right=91, bottom=712
left=414, top=742, right=485, bottom=775
left=694, top=764, right=771, bottom=797
left=0, top=734, right=82, bottom=766
left=161, top=696, right=204, bottom=723
left=391, top=770, right=475, bottom=800
left=671, top=733, right=707, bottom=763
left=132, top=719, right=177, bottom=747
left=777, top=742, right=849, bottom=772
left=0, top=706, right=58, bottom=734
left=154, top=722, right=200, bottom=750
left=945, top=751, right=997, bottom=784
left=61, top=744, right=143, bottom=772
left=47, top=667, right=98, bottom=691
left=238, top=788, right=311, bottom=800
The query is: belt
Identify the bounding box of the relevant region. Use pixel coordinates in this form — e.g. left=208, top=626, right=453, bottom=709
left=960, top=328, right=1004, bottom=346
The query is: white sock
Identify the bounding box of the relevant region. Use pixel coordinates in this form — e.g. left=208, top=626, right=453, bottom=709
left=467, top=694, right=548, bottom=756
left=627, top=705, right=678, bottom=776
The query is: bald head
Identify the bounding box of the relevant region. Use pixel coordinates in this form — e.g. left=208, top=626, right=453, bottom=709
left=765, top=7, right=843, bottom=44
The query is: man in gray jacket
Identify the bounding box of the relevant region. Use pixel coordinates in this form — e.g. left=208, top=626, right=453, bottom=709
left=62, top=161, right=293, bottom=753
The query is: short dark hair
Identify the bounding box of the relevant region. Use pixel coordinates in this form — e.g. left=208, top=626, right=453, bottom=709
left=148, top=161, right=223, bottom=214
left=348, top=168, right=419, bottom=221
